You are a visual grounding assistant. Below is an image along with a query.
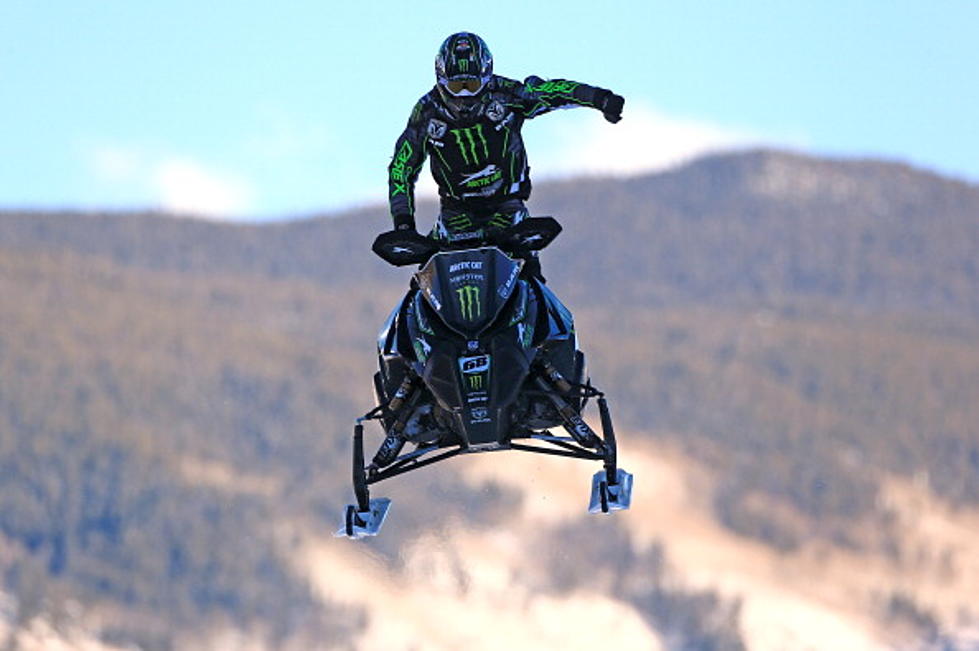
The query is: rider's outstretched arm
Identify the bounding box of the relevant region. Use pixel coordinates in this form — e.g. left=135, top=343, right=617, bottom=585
left=515, top=76, right=624, bottom=123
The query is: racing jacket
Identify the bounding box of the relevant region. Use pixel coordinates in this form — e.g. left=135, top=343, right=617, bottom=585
left=388, top=75, right=614, bottom=229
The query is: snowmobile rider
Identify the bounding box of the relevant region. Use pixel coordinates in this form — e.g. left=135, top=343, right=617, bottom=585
left=369, top=32, right=622, bottom=469
left=386, top=31, right=624, bottom=276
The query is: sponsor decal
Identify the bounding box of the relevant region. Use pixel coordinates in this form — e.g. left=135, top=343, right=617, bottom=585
left=526, top=79, right=580, bottom=95
left=456, top=285, right=482, bottom=321
left=415, top=301, right=434, bottom=335
left=447, top=229, right=484, bottom=243
left=517, top=322, right=534, bottom=348
left=413, top=337, right=431, bottom=364
left=460, top=355, right=490, bottom=375
left=498, top=261, right=520, bottom=297
left=486, top=100, right=506, bottom=122
left=427, top=118, right=447, bottom=139
left=460, top=354, right=491, bottom=404
left=462, top=164, right=503, bottom=189
left=450, top=274, right=486, bottom=286
left=450, top=124, right=489, bottom=165
left=461, top=182, right=502, bottom=199
left=390, top=140, right=413, bottom=197
left=470, top=406, right=490, bottom=423
left=424, top=288, right=442, bottom=311
left=449, top=260, right=484, bottom=273
left=509, top=293, right=526, bottom=326
left=569, top=414, right=593, bottom=439
left=493, top=112, right=515, bottom=132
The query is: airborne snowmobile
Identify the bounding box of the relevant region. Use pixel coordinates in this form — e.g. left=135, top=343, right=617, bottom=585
left=339, top=217, right=633, bottom=539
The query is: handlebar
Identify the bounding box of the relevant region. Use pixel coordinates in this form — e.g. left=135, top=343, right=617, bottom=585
left=372, top=217, right=563, bottom=267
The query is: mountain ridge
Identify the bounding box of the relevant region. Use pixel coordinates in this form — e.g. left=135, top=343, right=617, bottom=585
left=2, top=147, right=978, bottom=649
left=3, top=148, right=976, bottom=321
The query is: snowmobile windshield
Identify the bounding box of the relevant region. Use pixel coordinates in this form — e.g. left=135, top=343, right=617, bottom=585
left=415, top=246, right=523, bottom=337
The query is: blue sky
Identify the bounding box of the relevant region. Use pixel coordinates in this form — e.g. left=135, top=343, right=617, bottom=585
left=2, top=1, right=977, bottom=221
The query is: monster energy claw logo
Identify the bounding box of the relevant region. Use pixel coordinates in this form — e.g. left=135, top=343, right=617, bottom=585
left=456, top=285, right=481, bottom=321
left=451, top=124, right=489, bottom=165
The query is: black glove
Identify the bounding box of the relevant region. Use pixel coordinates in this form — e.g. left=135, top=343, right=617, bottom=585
left=597, top=90, right=624, bottom=124
left=392, top=213, right=416, bottom=232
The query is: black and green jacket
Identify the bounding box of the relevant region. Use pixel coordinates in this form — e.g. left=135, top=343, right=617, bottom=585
left=388, top=75, right=613, bottom=228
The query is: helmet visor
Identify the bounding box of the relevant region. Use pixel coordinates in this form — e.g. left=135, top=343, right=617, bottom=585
left=442, top=77, right=485, bottom=96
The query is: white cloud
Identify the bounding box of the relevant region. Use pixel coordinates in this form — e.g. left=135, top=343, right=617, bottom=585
left=526, top=101, right=787, bottom=179
left=152, top=157, right=253, bottom=218
left=86, top=145, right=254, bottom=219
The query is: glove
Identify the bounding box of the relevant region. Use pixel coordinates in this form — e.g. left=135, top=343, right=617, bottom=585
left=597, top=90, right=624, bottom=124
left=392, top=213, right=416, bottom=232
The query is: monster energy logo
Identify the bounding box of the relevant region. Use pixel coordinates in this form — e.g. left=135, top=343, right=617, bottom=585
left=468, top=374, right=483, bottom=390
left=456, top=285, right=481, bottom=321
left=451, top=124, right=489, bottom=165
left=488, top=213, right=512, bottom=228
left=445, top=214, right=474, bottom=230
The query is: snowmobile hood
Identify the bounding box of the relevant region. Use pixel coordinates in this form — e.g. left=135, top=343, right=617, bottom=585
left=415, top=246, right=523, bottom=337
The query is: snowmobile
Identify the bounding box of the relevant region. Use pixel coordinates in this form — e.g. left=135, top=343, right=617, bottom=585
left=339, top=217, right=633, bottom=539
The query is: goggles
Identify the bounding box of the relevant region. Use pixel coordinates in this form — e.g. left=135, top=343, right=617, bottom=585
left=442, top=77, right=485, bottom=96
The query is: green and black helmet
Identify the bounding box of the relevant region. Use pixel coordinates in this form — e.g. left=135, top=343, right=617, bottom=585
left=435, top=32, right=493, bottom=112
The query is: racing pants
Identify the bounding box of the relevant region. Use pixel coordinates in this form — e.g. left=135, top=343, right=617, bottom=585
left=430, top=198, right=543, bottom=280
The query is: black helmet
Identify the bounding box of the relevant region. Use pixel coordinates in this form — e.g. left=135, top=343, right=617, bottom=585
left=435, top=32, right=493, bottom=115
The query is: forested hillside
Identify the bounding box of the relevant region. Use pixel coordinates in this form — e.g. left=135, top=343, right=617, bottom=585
left=1, top=149, right=977, bottom=648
